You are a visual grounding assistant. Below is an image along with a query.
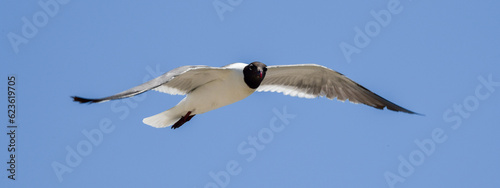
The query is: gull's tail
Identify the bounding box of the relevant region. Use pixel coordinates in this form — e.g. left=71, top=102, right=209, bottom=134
left=143, top=107, right=183, bottom=128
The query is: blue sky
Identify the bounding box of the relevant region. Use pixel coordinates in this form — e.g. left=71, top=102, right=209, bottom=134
left=1, top=0, right=500, bottom=187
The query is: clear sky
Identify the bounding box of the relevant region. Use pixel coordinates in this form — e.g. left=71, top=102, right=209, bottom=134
left=1, top=0, right=500, bottom=188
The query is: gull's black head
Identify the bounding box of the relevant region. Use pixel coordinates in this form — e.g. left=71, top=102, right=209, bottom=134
left=243, top=61, right=268, bottom=89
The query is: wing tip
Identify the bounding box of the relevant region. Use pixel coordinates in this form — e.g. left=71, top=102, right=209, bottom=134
left=408, top=110, right=425, bottom=116
left=71, top=96, right=102, bottom=104
left=386, top=106, right=424, bottom=116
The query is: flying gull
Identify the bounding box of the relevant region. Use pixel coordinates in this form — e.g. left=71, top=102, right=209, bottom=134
left=72, top=62, right=418, bottom=129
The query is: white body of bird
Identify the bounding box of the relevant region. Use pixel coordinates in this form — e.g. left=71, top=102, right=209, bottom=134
left=143, top=63, right=255, bottom=128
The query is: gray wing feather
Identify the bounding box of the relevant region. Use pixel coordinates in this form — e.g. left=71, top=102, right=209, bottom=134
left=72, top=65, right=226, bottom=103
left=257, top=64, right=417, bottom=114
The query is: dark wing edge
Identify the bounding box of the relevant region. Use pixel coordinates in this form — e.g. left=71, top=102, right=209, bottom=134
left=349, top=82, right=421, bottom=115
left=259, top=64, right=421, bottom=115
left=72, top=96, right=109, bottom=104
left=72, top=65, right=209, bottom=104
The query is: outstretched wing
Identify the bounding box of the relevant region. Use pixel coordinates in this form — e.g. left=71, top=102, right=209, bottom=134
left=72, top=65, right=231, bottom=103
left=257, top=64, right=418, bottom=114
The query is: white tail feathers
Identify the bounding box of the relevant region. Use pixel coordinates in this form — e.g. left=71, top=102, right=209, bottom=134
left=142, top=108, right=183, bottom=128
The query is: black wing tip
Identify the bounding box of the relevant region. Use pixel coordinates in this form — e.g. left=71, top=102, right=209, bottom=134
left=386, top=106, right=424, bottom=116
left=71, top=96, right=101, bottom=104
left=400, top=110, right=424, bottom=116
left=409, top=111, right=425, bottom=116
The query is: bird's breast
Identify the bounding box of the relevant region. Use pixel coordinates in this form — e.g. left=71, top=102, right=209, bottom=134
left=180, top=70, right=255, bottom=114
